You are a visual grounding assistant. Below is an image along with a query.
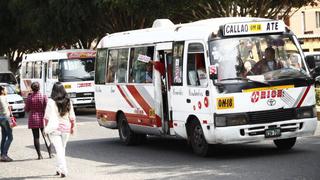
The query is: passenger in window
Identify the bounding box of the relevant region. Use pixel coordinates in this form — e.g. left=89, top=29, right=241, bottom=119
left=288, top=54, right=301, bottom=69
left=244, top=60, right=256, bottom=75
left=149, top=60, right=165, bottom=76
left=106, top=66, right=115, bottom=83
left=250, top=47, right=283, bottom=75
left=195, top=53, right=207, bottom=86
left=145, top=62, right=153, bottom=83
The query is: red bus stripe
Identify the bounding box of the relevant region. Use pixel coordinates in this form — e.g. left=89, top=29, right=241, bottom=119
left=126, top=85, right=151, bottom=114
left=117, top=85, right=134, bottom=108
left=296, top=86, right=311, bottom=108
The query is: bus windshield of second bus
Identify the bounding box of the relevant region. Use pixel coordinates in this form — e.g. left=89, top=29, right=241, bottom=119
left=58, top=58, right=95, bottom=82
left=210, top=34, right=310, bottom=84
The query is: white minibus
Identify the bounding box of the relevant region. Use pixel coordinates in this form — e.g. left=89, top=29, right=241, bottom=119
left=21, top=49, right=96, bottom=109
left=95, top=18, right=317, bottom=156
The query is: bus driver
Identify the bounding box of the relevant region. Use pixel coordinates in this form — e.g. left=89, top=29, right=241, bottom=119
left=250, top=47, right=283, bottom=75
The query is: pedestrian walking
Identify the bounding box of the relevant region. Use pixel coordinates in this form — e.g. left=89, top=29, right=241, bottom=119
left=25, top=82, right=51, bottom=159
left=44, top=82, right=76, bottom=178
left=0, top=85, right=13, bottom=162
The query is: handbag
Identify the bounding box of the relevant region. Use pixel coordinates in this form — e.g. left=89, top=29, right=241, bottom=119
left=9, top=116, right=17, bottom=128
left=8, top=106, right=17, bottom=128
left=44, top=116, right=59, bottom=134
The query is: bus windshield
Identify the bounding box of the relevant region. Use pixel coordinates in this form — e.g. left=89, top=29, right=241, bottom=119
left=209, top=34, right=309, bottom=83
left=59, top=58, right=95, bottom=82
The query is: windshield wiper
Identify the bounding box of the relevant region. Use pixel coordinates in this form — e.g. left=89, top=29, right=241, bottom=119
left=219, top=77, right=271, bottom=86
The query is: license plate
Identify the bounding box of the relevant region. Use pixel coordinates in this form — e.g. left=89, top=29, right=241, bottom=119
left=265, top=128, right=281, bottom=138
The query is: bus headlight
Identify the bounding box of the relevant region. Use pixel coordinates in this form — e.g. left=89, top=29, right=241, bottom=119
left=68, top=93, right=77, bottom=98
left=296, top=106, right=316, bottom=119
left=215, top=114, right=248, bottom=127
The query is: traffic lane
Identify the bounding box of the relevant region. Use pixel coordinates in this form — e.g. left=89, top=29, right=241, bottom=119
left=66, top=125, right=320, bottom=179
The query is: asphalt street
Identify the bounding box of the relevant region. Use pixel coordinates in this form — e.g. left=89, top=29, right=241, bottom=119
left=0, top=109, right=319, bottom=180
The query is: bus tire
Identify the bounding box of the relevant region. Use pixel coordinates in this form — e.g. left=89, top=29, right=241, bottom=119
left=273, top=137, right=296, bottom=150
left=189, top=120, right=210, bottom=157
left=118, top=113, right=137, bottom=145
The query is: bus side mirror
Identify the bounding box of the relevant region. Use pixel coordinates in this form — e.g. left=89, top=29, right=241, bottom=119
left=209, top=73, right=217, bottom=80
left=306, top=56, right=315, bottom=69
left=209, top=65, right=218, bottom=80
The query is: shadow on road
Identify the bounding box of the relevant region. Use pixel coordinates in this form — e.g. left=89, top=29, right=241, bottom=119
left=66, top=136, right=310, bottom=162
left=23, top=136, right=319, bottom=179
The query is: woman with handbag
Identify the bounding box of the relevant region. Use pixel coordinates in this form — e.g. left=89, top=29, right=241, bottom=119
left=0, top=85, right=13, bottom=162
left=25, top=82, right=49, bottom=160
left=44, top=82, right=76, bottom=178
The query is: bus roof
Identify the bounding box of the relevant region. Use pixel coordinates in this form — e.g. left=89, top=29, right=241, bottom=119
left=97, top=17, right=279, bottom=48
left=23, top=49, right=96, bottom=62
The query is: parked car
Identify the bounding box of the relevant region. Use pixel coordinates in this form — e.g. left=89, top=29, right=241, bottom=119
left=305, top=52, right=320, bottom=67
left=0, top=83, right=25, bottom=118
left=0, top=72, right=20, bottom=93
left=305, top=52, right=320, bottom=84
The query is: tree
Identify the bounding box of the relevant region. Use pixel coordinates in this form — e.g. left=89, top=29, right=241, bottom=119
left=185, top=0, right=319, bottom=21
left=1, top=0, right=318, bottom=74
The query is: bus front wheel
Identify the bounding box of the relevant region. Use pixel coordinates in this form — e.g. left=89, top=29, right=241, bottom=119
left=273, top=137, right=296, bottom=150
left=118, top=113, right=137, bottom=145
left=189, top=121, right=210, bottom=157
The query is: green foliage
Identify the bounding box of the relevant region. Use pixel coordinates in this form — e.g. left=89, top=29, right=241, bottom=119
left=0, top=0, right=318, bottom=74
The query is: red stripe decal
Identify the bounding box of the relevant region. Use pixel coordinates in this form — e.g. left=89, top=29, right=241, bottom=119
left=97, top=110, right=163, bottom=128
left=296, top=86, right=311, bottom=108
left=126, top=85, right=151, bottom=114
left=117, top=85, right=134, bottom=108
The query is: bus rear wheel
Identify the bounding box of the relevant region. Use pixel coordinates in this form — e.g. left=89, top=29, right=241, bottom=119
left=118, top=113, right=139, bottom=145
left=189, top=121, right=210, bottom=157
left=274, top=137, right=296, bottom=150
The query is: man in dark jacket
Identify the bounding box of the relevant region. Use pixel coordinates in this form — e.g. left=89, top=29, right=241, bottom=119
left=250, top=47, right=283, bottom=75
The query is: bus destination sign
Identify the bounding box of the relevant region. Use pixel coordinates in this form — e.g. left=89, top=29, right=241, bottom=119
left=223, top=20, right=285, bottom=36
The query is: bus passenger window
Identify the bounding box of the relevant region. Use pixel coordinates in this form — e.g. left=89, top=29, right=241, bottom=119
left=186, top=43, right=207, bottom=87
left=51, top=61, right=59, bottom=79
left=172, top=42, right=184, bottom=85
left=21, top=62, right=28, bottom=79
left=129, top=46, right=154, bottom=83
left=145, top=62, right=153, bottom=83
left=25, top=62, right=33, bottom=79
left=106, top=49, right=118, bottom=83
left=34, top=61, right=42, bottom=79
left=115, top=49, right=129, bottom=83
left=95, top=49, right=107, bottom=84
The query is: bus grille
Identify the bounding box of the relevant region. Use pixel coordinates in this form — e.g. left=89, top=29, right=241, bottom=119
left=248, top=108, right=295, bottom=124
left=76, top=92, right=94, bottom=98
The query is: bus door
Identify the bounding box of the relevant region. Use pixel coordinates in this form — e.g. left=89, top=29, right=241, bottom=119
left=170, top=41, right=209, bottom=138
left=155, top=42, right=173, bottom=134
left=45, top=60, right=59, bottom=97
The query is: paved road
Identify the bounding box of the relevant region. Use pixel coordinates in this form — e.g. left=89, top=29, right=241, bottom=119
left=1, top=110, right=320, bottom=180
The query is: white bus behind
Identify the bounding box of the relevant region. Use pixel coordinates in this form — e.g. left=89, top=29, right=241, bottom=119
left=21, top=49, right=96, bottom=109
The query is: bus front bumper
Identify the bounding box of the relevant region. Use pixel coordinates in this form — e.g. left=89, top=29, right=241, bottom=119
left=204, top=118, right=318, bottom=144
